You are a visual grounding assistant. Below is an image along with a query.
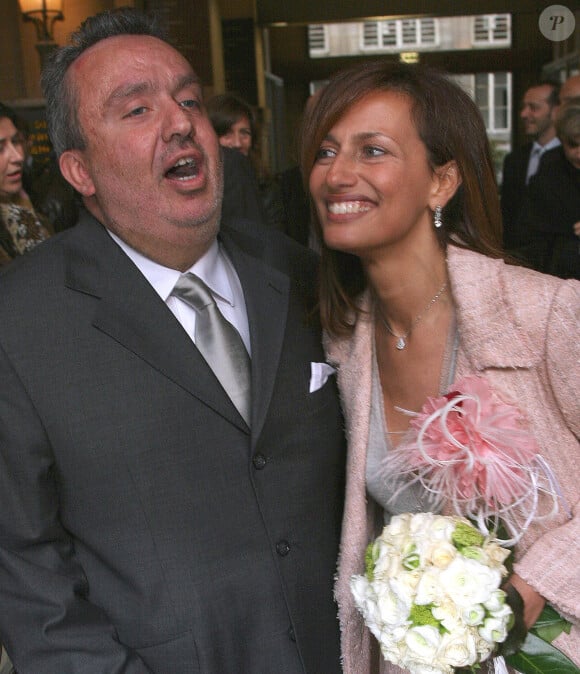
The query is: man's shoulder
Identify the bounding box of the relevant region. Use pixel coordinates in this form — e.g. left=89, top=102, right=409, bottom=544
left=221, top=218, right=317, bottom=266
left=0, top=212, right=108, bottom=306
left=503, top=143, right=532, bottom=167
left=538, top=145, right=564, bottom=169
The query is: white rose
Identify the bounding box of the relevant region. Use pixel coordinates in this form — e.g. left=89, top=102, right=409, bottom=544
left=387, top=514, right=412, bottom=537
left=407, top=662, right=451, bottom=674
left=461, top=604, right=486, bottom=626
left=426, top=540, right=457, bottom=568
left=374, top=544, right=402, bottom=578
left=350, top=575, right=371, bottom=609
left=484, top=541, right=511, bottom=568
left=429, top=515, right=458, bottom=541
left=414, top=568, right=444, bottom=605
left=379, top=644, right=404, bottom=668
left=409, top=512, right=435, bottom=536
left=438, top=630, right=478, bottom=668
left=483, top=589, right=507, bottom=613
left=375, top=581, right=411, bottom=627
left=432, top=599, right=462, bottom=632
left=391, top=569, right=421, bottom=604
left=488, top=604, right=513, bottom=624
left=479, top=615, right=510, bottom=644
left=439, top=557, right=502, bottom=607
left=405, top=625, right=441, bottom=660
left=379, top=625, right=408, bottom=653
left=351, top=576, right=382, bottom=629
left=474, top=633, right=495, bottom=659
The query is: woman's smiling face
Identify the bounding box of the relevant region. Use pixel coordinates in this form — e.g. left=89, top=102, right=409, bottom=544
left=308, top=90, right=440, bottom=259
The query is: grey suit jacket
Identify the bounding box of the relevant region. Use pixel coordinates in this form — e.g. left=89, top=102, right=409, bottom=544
left=0, top=210, right=346, bottom=674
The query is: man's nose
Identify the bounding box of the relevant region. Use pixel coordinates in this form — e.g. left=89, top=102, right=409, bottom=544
left=162, top=101, right=195, bottom=141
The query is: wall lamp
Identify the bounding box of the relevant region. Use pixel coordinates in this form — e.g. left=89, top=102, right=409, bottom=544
left=19, top=0, right=64, bottom=68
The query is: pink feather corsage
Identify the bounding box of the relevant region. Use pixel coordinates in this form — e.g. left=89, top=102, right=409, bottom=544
left=384, top=375, right=564, bottom=544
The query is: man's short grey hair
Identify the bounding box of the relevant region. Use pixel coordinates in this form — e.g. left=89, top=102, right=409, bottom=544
left=41, top=7, right=166, bottom=157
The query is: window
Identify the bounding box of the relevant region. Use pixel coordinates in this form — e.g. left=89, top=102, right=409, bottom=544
left=307, top=24, right=329, bottom=56
left=474, top=72, right=511, bottom=132
left=473, top=14, right=511, bottom=46
left=361, top=17, right=438, bottom=51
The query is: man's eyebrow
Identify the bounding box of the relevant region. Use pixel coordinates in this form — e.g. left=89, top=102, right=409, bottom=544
left=104, top=81, right=153, bottom=109
left=104, top=73, right=201, bottom=110
left=175, top=73, right=201, bottom=91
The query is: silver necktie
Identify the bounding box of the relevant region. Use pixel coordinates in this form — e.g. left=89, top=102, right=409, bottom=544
left=172, top=273, right=251, bottom=425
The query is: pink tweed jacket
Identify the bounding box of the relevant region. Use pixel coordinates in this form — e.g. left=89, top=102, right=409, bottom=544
left=325, top=246, right=580, bottom=674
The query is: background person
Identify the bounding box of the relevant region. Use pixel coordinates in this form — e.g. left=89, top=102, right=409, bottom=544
left=560, top=73, right=580, bottom=106
left=300, top=60, right=579, bottom=674
left=516, top=96, right=580, bottom=279
left=0, top=8, right=345, bottom=673
left=207, top=92, right=284, bottom=229
left=0, top=102, right=51, bottom=266
left=500, top=80, right=560, bottom=255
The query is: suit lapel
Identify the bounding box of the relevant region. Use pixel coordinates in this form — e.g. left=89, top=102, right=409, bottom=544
left=220, top=225, right=290, bottom=442
left=63, top=212, right=248, bottom=431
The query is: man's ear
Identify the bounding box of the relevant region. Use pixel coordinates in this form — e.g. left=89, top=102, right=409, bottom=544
left=59, top=150, right=96, bottom=197
left=429, top=160, right=462, bottom=210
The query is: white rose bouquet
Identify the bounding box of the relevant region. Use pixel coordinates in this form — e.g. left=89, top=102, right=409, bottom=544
left=351, top=513, right=512, bottom=674
left=353, top=376, right=579, bottom=674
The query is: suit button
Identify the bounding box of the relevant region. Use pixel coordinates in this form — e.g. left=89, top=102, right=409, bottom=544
left=252, top=453, right=267, bottom=470
left=276, top=540, right=290, bottom=556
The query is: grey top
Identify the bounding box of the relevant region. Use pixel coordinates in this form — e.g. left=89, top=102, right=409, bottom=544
left=366, top=324, right=459, bottom=521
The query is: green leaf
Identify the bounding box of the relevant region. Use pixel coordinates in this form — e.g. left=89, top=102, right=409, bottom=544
left=505, top=632, right=580, bottom=674
left=365, top=541, right=379, bottom=581
left=532, top=605, right=572, bottom=642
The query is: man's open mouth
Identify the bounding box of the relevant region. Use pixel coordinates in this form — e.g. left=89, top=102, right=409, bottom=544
left=166, top=157, right=199, bottom=180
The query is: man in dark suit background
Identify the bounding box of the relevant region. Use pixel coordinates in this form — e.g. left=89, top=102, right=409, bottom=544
left=500, top=79, right=560, bottom=253
left=221, top=145, right=269, bottom=225
left=0, top=8, right=345, bottom=674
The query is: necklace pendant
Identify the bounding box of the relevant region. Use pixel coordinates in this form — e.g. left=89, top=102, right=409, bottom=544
left=395, top=337, right=406, bottom=350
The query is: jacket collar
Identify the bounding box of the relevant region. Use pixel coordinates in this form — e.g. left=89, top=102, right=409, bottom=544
left=63, top=211, right=291, bottom=439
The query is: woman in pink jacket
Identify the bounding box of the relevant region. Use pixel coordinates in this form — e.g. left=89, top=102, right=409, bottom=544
left=300, top=62, right=579, bottom=673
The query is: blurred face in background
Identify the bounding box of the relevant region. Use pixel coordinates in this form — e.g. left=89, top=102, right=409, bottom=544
left=562, top=135, right=580, bottom=170
left=218, top=116, right=252, bottom=156
left=0, top=117, right=26, bottom=198
left=520, top=85, right=556, bottom=144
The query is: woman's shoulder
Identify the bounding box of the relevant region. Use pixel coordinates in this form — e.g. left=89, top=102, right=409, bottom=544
left=449, top=246, right=578, bottom=363
left=448, top=246, right=575, bottom=298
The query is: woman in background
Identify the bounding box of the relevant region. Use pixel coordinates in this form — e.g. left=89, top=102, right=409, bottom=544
left=207, top=92, right=254, bottom=157
left=300, top=61, right=579, bottom=673
left=0, top=103, right=51, bottom=266
left=207, top=93, right=284, bottom=229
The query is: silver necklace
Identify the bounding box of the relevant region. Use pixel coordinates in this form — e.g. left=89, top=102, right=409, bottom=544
left=377, top=281, right=448, bottom=350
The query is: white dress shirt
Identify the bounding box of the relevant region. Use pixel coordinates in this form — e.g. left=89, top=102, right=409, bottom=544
left=526, top=137, right=561, bottom=184
left=108, top=232, right=251, bottom=354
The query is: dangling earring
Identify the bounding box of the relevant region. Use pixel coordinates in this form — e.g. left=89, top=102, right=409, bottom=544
left=433, top=206, right=443, bottom=229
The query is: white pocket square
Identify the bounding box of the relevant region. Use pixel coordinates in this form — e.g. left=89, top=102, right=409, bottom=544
left=309, top=362, right=337, bottom=393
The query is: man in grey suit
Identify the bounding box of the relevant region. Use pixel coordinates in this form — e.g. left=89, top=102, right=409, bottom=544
left=0, top=8, right=345, bottom=673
